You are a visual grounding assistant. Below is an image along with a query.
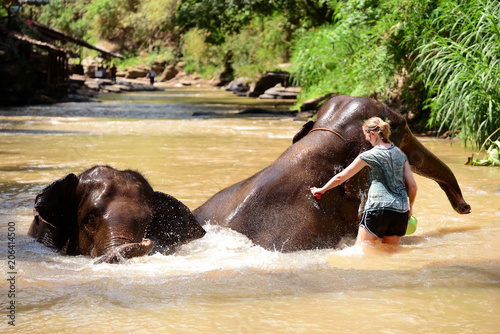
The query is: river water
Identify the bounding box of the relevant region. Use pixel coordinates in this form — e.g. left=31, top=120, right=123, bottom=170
left=1, top=88, right=499, bottom=333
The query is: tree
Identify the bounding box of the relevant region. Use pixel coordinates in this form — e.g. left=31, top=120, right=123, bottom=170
left=176, top=0, right=335, bottom=44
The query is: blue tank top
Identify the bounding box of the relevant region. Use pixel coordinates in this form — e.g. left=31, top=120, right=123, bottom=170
left=358, top=145, right=409, bottom=213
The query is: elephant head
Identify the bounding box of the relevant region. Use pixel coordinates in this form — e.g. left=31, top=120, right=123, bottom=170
left=194, top=95, right=470, bottom=252
left=29, top=166, right=206, bottom=263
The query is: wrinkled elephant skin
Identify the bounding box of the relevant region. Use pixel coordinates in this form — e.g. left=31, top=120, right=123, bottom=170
left=194, top=95, right=471, bottom=252
left=28, top=166, right=206, bottom=263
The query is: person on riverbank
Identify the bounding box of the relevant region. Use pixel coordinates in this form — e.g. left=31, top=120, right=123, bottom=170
left=110, top=65, right=117, bottom=83
left=310, top=117, right=417, bottom=248
left=148, top=69, right=155, bottom=85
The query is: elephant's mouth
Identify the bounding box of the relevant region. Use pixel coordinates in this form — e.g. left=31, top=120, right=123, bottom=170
left=94, top=239, right=153, bottom=264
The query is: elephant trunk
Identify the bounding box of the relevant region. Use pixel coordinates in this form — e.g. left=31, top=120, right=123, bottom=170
left=94, top=239, right=153, bottom=264
left=399, top=127, right=471, bottom=214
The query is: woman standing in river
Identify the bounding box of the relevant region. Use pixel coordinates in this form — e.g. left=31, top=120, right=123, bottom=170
left=310, top=117, right=418, bottom=247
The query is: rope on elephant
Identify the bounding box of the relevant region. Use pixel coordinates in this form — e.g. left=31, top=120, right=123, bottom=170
left=308, top=128, right=346, bottom=142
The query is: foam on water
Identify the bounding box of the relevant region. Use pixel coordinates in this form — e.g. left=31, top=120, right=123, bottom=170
left=85, top=224, right=333, bottom=279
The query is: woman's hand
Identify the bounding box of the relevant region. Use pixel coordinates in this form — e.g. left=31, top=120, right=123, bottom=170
left=309, top=157, right=368, bottom=200
left=310, top=187, right=324, bottom=198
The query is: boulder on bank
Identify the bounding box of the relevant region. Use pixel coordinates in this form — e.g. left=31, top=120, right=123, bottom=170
left=159, top=64, right=178, bottom=82
left=124, top=66, right=149, bottom=79
left=151, top=60, right=166, bottom=76
left=225, top=79, right=250, bottom=96
left=259, top=84, right=300, bottom=100
left=68, top=74, right=157, bottom=99
left=116, top=70, right=128, bottom=78
left=248, top=71, right=291, bottom=97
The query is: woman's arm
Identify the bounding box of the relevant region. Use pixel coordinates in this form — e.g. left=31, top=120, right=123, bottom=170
left=310, top=157, right=368, bottom=196
left=404, top=160, right=418, bottom=219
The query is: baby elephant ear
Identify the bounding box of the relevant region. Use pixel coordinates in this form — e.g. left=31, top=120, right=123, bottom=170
left=148, top=192, right=206, bottom=253
left=28, top=173, right=79, bottom=250
left=293, top=120, right=315, bottom=144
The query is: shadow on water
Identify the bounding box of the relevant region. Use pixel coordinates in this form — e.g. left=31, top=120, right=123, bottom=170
left=0, top=129, right=85, bottom=135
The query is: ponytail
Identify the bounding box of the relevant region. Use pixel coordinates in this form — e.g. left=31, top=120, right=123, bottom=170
left=363, top=117, right=391, bottom=143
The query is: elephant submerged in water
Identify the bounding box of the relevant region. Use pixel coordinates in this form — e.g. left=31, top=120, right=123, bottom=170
left=29, top=166, right=206, bottom=263
left=194, top=95, right=471, bottom=251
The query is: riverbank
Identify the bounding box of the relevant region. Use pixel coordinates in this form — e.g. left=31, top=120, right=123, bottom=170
left=67, top=73, right=216, bottom=98
left=64, top=72, right=310, bottom=118
left=59, top=72, right=219, bottom=104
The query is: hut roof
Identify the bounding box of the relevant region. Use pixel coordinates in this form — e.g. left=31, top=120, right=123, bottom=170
left=2, top=26, right=66, bottom=53
left=27, top=20, right=123, bottom=59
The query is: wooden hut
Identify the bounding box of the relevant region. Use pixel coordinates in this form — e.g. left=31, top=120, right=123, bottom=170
left=0, top=15, right=122, bottom=104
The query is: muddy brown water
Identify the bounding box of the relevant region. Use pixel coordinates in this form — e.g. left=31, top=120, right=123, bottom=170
left=1, top=88, right=499, bottom=333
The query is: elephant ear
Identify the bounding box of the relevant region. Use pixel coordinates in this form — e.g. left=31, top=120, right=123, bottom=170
left=292, top=120, right=315, bottom=144
left=28, top=173, right=79, bottom=250
left=147, top=192, right=206, bottom=253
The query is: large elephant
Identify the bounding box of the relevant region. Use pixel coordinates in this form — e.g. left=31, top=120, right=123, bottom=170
left=194, top=95, right=471, bottom=252
left=28, top=165, right=206, bottom=263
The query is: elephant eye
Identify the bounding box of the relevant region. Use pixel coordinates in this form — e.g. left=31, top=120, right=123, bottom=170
left=84, top=213, right=99, bottom=233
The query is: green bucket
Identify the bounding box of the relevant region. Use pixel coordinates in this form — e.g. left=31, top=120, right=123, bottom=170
left=406, top=215, right=418, bottom=235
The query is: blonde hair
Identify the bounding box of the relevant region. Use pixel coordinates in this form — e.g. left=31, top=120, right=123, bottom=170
left=363, top=117, right=391, bottom=143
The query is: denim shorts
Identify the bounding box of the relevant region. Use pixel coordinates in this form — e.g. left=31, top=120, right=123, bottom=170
left=359, top=209, right=409, bottom=238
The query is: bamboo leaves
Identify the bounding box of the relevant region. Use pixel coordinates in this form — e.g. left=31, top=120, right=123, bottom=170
left=416, top=0, right=500, bottom=148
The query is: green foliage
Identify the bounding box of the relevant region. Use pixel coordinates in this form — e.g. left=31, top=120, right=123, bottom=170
left=125, top=0, right=179, bottom=49
left=289, top=25, right=342, bottom=100
left=181, top=28, right=223, bottom=77
left=38, top=0, right=92, bottom=40
left=416, top=0, right=500, bottom=148
left=176, top=0, right=265, bottom=44
left=84, top=0, right=127, bottom=41
left=37, top=0, right=178, bottom=52
left=176, top=0, right=333, bottom=44
left=224, top=15, right=289, bottom=79
left=0, top=2, right=9, bottom=17
left=180, top=13, right=290, bottom=80
left=290, top=0, right=399, bottom=102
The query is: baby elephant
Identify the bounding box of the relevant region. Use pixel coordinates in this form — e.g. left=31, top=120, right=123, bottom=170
left=28, top=165, right=206, bottom=263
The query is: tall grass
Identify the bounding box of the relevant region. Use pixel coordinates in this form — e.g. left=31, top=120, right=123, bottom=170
left=416, top=0, right=500, bottom=148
